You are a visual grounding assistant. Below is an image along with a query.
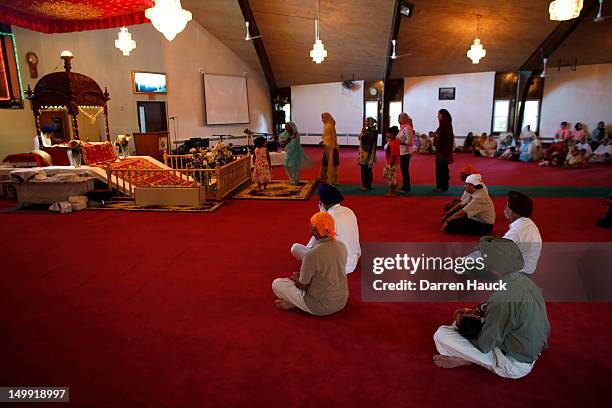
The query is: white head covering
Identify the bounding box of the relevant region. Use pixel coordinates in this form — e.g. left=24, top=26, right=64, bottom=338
left=465, top=173, right=483, bottom=186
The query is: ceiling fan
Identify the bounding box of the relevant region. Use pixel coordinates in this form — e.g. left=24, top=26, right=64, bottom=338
left=244, top=21, right=262, bottom=41
left=388, top=39, right=411, bottom=60
left=594, top=0, right=612, bottom=21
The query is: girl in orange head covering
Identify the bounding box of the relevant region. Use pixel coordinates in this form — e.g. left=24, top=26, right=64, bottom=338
left=310, top=212, right=336, bottom=239
left=319, top=112, right=339, bottom=185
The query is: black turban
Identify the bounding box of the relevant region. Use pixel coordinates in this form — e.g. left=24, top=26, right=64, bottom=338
left=318, top=183, right=344, bottom=205
left=508, top=190, right=533, bottom=218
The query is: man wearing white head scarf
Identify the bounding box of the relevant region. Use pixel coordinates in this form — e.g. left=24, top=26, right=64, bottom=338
left=441, top=174, right=495, bottom=235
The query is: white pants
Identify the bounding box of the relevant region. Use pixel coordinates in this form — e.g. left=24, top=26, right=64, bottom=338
left=433, top=325, right=534, bottom=379
left=272, top=278, right=312, bottom=314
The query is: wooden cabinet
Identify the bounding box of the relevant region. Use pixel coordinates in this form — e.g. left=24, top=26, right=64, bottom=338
left=133, top=132, right=169, bottom=161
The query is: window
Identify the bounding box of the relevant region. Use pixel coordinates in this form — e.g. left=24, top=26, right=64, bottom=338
left=389, top=101, right=402, bottom=128
left=364, top=100, right=378, bottom=122
left=522, top=100, right=540, bottom=132
left=493, top=100, right=510, bottom=132
left=282, top=103, right=291, bottom=122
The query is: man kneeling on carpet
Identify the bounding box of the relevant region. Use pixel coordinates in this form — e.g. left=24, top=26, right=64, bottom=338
left=433, top=237, right=550, bottom=379
left=441, top=174, right=495, bottom=235
left=291, top=184, right=361, bottom=274
left=272, top=212, right=348, bottom=315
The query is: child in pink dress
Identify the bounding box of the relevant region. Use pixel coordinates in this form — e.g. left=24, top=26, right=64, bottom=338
left=252, top=136, right=272, bottom=190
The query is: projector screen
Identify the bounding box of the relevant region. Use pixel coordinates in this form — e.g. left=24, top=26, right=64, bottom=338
left=203, top=74, right=250, bottom=125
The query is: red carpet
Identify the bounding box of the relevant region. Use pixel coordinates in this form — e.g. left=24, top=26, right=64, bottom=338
left=278, top=147, right=612, bottom=187
left=1, top=192, right=611, bottom=406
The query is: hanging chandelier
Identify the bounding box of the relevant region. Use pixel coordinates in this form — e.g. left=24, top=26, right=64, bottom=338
left=145, top=0, right=192, bottom=41
left=115, top=27, right=136, bottom=56
left=467, top=15, right=486, bottom=64
left=549, top=0, right=583, bottom=21
left=310, top=0, right=327, bottom=63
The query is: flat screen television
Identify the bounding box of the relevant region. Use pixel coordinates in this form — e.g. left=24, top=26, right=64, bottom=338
left=132, top=71, right=167, bottom=94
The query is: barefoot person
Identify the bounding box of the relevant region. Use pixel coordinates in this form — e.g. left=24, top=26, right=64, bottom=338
left=273, top=212, right=348, bottom=316
left=443, top=165, right=477, bottom=212
left=433, top=109, right=455, bottom=192
left=502, top=191, right=542, bottom=275
left=433, top=237, right=551, bottom=379
left=291, top=184, right=360, bottom=274
left=358, top=117, right=378, bottom=190
left=319, top=112, right=339, bottom=185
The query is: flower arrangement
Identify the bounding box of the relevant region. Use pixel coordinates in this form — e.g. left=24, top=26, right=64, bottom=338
left=115, top=134, right=131, bottom=148
left=68, top=139, right=82, bottom=154
left=186, top=142, right=235, bottom=169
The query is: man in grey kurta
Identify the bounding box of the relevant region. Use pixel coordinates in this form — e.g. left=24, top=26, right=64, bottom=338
left=433, top=237, right=551, bottom=378
left=273, top=212, right=348, bottom=316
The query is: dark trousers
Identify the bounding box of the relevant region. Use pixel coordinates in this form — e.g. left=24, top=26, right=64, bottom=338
left=446, top=216, right=493, bottom=236
left=360, top=165, right=373, bottom=189
left=435, top=156, right=450, bottom=191
left=400, top=154, right=411, bottom=191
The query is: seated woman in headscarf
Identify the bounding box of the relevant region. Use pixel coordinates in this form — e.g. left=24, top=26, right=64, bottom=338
left=281, top=121, right=311, bottom=185
left=519, top=137, right=533, bottom=162
left=358, top=117, right=377, bottom=190
left=456, top=132, right=474, bottom=153
left=478, top=135, right=497, bottom=158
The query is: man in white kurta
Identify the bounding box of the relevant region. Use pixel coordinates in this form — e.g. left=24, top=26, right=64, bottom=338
left=502, top=191, right=542, bottom=275
left=291, top=184, right=360, bottom=274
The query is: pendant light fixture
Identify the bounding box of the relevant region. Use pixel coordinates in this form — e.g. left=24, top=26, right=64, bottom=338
left=145, top=0, right=192, bottom=41
left=310, top=0, right=327, bottom=63
left=549, top=0, right=583, bottom=21
left=466, top=14, right=486, bottom=64
left=115, top=27, right=136, bottom=56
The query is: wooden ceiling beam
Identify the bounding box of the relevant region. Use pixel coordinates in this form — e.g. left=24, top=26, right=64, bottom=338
left=382, top=0, right=403, bottom=135
left=518, top=0, right=599, bottom=72
left=237, top=0, right=277, bottom=94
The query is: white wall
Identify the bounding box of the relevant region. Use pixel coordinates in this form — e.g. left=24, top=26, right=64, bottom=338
left=291, top=81, right=364, bottom=140
left=0, top=22, right=272, bottom=160
left=540, top=64, right=612, bottom=138
left=162, top=20, right=271, bottom=141
left=403, top=72, right=495, bottom=137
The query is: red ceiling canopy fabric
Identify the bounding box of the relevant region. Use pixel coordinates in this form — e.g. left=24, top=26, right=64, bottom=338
left=0, top=0, right=154, bottom=33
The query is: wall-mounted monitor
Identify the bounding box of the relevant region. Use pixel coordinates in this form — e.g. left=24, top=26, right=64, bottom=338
left=132, top=71, right=167, bottom=94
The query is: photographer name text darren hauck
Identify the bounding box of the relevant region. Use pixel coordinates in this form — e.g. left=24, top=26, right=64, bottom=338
left=372, top=279, right=508, bottom=291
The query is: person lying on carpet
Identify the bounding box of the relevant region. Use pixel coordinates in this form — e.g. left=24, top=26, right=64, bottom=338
left=273, top=212, right=348, bottom=316
left=596, top=195, right=612, bottom=228
left=383, top=126, right=400, bottom=196
left=433, top=237, right=551, bottom=379
left=252, top=136, right=272, bottom=190
left=443, top=165, right=478, bottom=212
left=291, top=183, right=361, bottom=274
left=441, top=174, right=495, bottom=235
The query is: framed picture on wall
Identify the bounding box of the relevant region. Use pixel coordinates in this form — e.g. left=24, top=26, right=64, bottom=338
left=439, top=87, right=455, bottom=100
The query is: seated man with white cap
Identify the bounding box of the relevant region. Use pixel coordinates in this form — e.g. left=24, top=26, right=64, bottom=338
left=441, top=174, right=495, bottom=235
left=433, top=237, right=551, bottom=379
left=291, top=184, right=361, bottom=274
left=273, top=212, right=348, bottom=316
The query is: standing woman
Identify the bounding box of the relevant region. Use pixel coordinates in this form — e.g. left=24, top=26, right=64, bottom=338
left=282, top=121, right=311, bottom=184
left=433, top=109, right=454, bottom=192
left=319, top=112, right=339, bottom=185
left=358, top=117, right=378, bottom=190
left=397, top=113, right=414, bottom=192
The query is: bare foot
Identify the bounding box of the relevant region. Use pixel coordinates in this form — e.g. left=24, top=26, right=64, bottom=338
left=432, top=354, right=472, bottom=368
left=274, top=298, right=295, bottom=310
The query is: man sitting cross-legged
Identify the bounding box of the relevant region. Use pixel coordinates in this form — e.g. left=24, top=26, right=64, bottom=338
left=273, top=212, right=348, bottom=316
left=433, top=237, right=550, bottom=379
left=441, top=174, right=495, bottom=235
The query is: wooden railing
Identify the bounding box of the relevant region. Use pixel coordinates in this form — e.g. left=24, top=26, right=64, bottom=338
left=105, top=166, right=202, bottom=197
left=163, top=153, right=252, bottom=200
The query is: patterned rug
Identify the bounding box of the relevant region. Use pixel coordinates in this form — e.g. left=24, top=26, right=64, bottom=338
left=232, top=180, right=317, bottom=200
left=87, top=199, right=222, bottom=212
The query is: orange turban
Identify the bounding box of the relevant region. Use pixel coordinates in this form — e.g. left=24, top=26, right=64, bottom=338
left=310, top=212, right=335, bottom=239
left=461, top=165, right=476, bottom=175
